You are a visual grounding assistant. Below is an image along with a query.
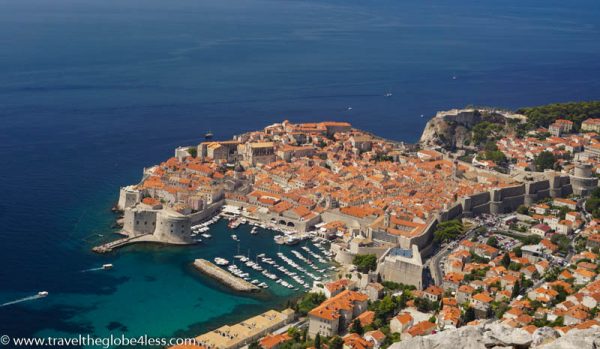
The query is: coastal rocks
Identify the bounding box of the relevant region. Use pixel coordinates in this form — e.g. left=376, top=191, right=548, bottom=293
left=389, top=322, right=600, bottom=349
left=482, top=323, right=532, bottom=348
left=537, top=329, right=600, bottom=349
left=531, top=327, right=560, bottom=347
left=419, top=108, right=508, bottom=149
left=388, top=324, right=488, bottom=349
left=419, top=109, right=482, bottom=148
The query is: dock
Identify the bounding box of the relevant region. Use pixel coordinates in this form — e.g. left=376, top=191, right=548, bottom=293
left=193, top=259, right=260, bottom=292
left=92, top=234, right=146, bottom=253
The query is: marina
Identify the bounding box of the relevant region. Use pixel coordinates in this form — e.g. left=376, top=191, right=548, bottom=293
left=185, top=210, right=336, bottom=293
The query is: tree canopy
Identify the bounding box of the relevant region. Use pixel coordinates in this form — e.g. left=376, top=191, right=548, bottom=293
left=518, top=101, right=600, bottom=129
left=433, top=219, right=464, bottom=243
left=534, top=151, right=556, bottom=171
left=352, top=254, right=378, bottom=273
left=297, top=292, right=326, bottom=315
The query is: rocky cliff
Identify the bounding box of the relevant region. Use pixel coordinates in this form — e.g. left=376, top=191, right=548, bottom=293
left=389, top=322, right=600, bottom=349
left=419, top=108, right=516, bottom=149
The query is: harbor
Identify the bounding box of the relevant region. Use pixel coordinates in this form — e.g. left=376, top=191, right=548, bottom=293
left=206, top=209, right=336, bottom=292
left=91, top=204, right=338, bottom=294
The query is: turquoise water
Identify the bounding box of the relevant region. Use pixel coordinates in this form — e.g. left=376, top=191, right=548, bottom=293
left=1, top=218, right=325, bottom=340
left=1, top=0, right=600, bottom=344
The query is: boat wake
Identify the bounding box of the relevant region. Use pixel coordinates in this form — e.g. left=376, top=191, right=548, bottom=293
left=80, top=264, right=113, bottom=273
left=0, top=295, right=44, bottom=308
left=80, top=267, right=104, bottom=273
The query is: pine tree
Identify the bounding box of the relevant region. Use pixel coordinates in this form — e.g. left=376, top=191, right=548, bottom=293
left=314, top=333, right=321, bottom=349
left=511, top=279, right=521, bottom=299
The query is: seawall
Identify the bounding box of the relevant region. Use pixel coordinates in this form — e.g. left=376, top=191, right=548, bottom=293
left=192, top=259, right=260, bottom=292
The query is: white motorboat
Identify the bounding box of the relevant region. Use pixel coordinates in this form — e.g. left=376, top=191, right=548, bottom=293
left=214, top=258, right=229, bottom=266
left=102, top=264, right=113, bottom=270
left=37, top=291, right=49, bottom=297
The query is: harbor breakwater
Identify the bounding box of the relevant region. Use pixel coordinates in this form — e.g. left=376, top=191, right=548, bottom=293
left=193, top=259, right=260, bottom=293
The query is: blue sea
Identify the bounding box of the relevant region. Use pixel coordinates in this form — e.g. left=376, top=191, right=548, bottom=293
left=1, top=0, right=600, bottom=345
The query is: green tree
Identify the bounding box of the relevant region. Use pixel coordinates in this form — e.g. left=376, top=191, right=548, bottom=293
left=511, top=279, right=521, bottom=298
left=534, top=151, right=556, bottom=171
left=314, top=333, right=321, bottom=349
left=461, top=307, right=476, bottom=324
left=329, top=336, right=343, bottom=349
left=501, top=253, right=511, bottom=268
left=373, top=295, right=397, bottom=321
left=433, top=219, right=464, bottom=243
left=487, top=236, right=499, bottom=248
left=353, top=254, right=378, bottom=273
left=287, top=327, right=301, bottom=343
left=249, top=341, right=261, bottom=349
left=297, top=292, right=326, bottom=315
left=551, top=234, right=571, bottom=254
left=517, top=205, right=529, bottom=215
left=350, top=319, right=364, bottom=335
left=518, top=101, right=600, bottom=129
left=188, top=146, right=198, bottom=158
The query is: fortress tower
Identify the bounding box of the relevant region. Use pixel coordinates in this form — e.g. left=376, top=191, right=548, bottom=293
left=570, top=163, right=598, bottom=196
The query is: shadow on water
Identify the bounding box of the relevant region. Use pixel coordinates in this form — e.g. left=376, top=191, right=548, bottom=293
left=0, top=303, right=95, bottom=339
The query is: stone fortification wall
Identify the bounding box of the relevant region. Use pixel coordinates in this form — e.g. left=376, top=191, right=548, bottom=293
left=118, top=186, right=141, bottom=210
left=154, top=211, right=193, bottom=244
left=123, top=208, right=157, bottom=236
left=189, top=200, right=224, bottom=223
left=321, top=211, right=373, bottom=230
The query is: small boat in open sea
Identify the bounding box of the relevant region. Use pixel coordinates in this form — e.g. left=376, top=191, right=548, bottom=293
left=37, top=291, right=49, bottom=297
left=102, top=264, right=113, bottom=270
left=204, top=131, right=214, bottom=139
left=231, top=234, right=239, bottom=241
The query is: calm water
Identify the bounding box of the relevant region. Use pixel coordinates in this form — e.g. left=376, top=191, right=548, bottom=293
left=1, top=0, right=600, bottom=344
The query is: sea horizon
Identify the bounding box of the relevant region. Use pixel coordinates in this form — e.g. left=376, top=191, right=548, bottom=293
left=1, top=0, right=600, bottom=345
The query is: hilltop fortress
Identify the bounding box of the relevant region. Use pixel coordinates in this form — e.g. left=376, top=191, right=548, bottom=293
left=113, top=116, right=588, bottom=288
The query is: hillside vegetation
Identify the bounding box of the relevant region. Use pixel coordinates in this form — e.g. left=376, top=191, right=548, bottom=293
left=517, top=100, right=600, bottom=130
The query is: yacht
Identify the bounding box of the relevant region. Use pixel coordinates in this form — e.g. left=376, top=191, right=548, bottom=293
left=202, top=233, right=212, bottom=238
left=37, top=291, right=49, bottom=297
left=284, top=237, right=299, bottom=246
left=214, top=258, right=229, bottom=266
left=231, top=235, right=239, bottom=241
left=101, top=264, right=113, bottom=270
left=251, top=227, right=258, bottom=235
left=384, top=92, right=392, bottom=97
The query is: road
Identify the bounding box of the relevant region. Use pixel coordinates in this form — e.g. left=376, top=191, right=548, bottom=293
left=426, top=227, right=479, bottom=286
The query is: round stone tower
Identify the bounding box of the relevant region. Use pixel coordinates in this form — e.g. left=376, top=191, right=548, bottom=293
left=571, top=162, right=598, bottom=196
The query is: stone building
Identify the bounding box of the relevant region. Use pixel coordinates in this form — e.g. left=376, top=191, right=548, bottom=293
left=308, top=290, right=369, bottom=338
left=378, top=245, right=424, bottom=290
